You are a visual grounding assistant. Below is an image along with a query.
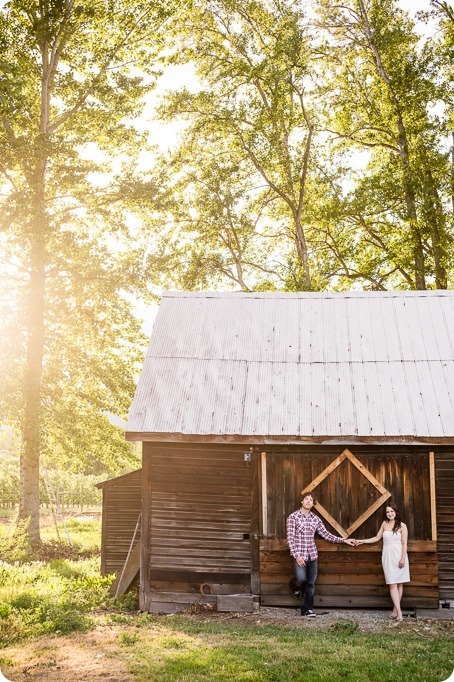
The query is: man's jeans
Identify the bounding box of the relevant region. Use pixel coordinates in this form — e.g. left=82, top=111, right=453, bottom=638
left=292, top=558, right=318, bottom=612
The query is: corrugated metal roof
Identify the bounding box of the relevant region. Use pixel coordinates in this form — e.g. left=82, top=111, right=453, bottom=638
left=125, top=290, right=454, bottom=442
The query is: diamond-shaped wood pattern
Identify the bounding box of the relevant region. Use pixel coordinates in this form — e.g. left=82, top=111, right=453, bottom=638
left=302, top=448, right=391, bottom=538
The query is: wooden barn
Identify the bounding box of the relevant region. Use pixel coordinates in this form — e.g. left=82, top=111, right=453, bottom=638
left=104, top=290, right=454, bottom=613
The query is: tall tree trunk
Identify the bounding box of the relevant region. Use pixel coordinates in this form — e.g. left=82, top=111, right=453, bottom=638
left=18, top=33, right=52, bottom=542
left=19, top=237, right=46, bottom=544
left=294, top=212, right=312, bottom=290
left=425, top=168, right=448, bottom=289
left=451, top=131, right=454, bottom=215
left=294, top=96, right=314, bottom=291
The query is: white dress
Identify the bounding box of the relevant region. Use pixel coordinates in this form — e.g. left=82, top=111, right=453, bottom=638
left=381, top=530, right=410, bottom=585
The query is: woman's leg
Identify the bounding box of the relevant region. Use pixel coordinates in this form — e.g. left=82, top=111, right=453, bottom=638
left=389, top=583, right=402, bottom=620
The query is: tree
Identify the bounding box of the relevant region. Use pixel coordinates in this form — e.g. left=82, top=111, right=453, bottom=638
left=159, top=0, right=325, bottom=290
left=0, top=0, right=176, bottom=543
left=318, top=0, right=453, bottom=289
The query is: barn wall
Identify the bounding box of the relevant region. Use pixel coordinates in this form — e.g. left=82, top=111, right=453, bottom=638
left=142, top=443, right=253, bottom=613
left=260, top=445, right=439, bottom=608
left=436, top=451, right=454, bottom=601
left=98, top=469, right=142, bottom=576
left=136, top=443, right=447, bottom=611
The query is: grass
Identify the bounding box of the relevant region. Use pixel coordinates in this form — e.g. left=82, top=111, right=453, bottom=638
left=0, top=513, right=127, bottom=646
left=0, top=556, right=116, bottom=644
left=40, top=513, right=102, bottom=552
left=1, top=612, right=452, bottom=682
left=117, top=616, right=453, bottom=682
left=0, top=509, right=102, bottom=561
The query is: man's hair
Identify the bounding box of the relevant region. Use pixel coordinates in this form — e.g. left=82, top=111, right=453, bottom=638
left=301, top=491, right=317, bottom=504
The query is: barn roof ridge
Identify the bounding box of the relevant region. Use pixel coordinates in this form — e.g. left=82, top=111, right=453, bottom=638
left=161, top=289, right=454, bottom=299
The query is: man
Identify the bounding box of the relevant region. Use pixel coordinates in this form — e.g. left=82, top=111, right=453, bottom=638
left=286, top=492, right=356, bottom=617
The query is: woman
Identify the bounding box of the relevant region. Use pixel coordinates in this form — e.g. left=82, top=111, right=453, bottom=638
left=356, top=503, right=410, bottom=621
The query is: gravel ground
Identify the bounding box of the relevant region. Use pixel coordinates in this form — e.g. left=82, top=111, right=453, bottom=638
left=190, top=605, right=454, bottom=635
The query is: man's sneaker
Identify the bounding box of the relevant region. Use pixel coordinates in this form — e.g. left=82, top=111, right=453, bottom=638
left=292, top=589, right=301, bottom=599
left=301, top=609, right=316, bottom=617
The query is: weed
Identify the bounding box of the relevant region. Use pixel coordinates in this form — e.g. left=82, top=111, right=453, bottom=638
left=330, top=620, right=360, bottom=635
left=120, top=632, right=141, bottom=646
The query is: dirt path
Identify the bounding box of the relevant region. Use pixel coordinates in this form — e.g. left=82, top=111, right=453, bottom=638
left=0, top=626, right=134, bottom=682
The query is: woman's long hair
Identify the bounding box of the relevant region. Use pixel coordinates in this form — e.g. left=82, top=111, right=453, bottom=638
left=384, top=503, right=402, bottom=533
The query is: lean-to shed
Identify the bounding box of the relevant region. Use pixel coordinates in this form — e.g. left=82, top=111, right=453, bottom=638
left=116, top=290, right=454, bottom=613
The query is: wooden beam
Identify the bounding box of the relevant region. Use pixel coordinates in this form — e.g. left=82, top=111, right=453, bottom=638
left=109, top=542, right=140, bottom=597
left=346, top=449, right=388, bottom=494
left=261, top=452, right=268, bottom=538
left=302, top=448, right=391, bottom=537
left=125, top=432, right=454, bottom=445
left=346, top=491, right=391, bottom=536
left=302, top=450, right=347, bottom=493
left=250, top=450, right=261, bottom=594
left=429, top=451, right=437, bottom=542
left=314, top=502, right=348, bottom=538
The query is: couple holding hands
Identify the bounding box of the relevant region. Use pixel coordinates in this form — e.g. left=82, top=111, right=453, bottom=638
left=286, top=493, right=410, bottom=621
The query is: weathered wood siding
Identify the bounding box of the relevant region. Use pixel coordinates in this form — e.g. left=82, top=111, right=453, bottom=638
left=260, top=539, right=438, bottom=608
left=141, top=443, right=253, bottom=613
left=436, top=451, right=454, bottom=600
left=98, top=470, right=142, bottom=576
left=260, top=446, right=439, bottom=608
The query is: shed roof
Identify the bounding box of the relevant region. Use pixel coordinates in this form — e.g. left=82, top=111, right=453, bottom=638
left=125, top=290, right=454, bottom=444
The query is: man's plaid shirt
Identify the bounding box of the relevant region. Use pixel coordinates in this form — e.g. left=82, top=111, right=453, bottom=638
left=286, top=508, right=344, bottom=560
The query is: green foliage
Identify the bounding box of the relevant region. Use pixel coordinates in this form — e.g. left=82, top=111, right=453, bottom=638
left=0, top=557, right=113, bottom=645
left=0, top=463, right=107, bottom=508
left=330, top=620, right=360, bottom=636
left=154, top=0, right=324, bottom=291
left=151, top=0, right=453, bottom=293
left=0, top=0, right=179, bottom=540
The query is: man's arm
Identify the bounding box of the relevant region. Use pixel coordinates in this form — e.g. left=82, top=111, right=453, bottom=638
left=315, top=517, right=354, bottom=545
left=286, top=513, right=299, bottom=557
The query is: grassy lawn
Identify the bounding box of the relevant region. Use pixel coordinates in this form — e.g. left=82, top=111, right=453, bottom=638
left=0, top=613, right=453, bottom=682
left=115, top=615, right=454, bottom=682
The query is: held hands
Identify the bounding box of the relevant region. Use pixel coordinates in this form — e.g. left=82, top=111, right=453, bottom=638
left=346, top=538, right=363, bottom=547
left=343, top=538, right=357, bottom=547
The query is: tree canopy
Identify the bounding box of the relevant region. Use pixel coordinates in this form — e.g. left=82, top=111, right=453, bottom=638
left=0, top=0, right=180, bottom=541
left=1, top=0, right=453, bottom=542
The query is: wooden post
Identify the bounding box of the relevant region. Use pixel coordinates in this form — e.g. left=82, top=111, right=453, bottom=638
left=429, top=451, right=437, bottom=542
left=261, top=452, right=268, bottom=538
left=250, top=450, right=261, bottom=595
